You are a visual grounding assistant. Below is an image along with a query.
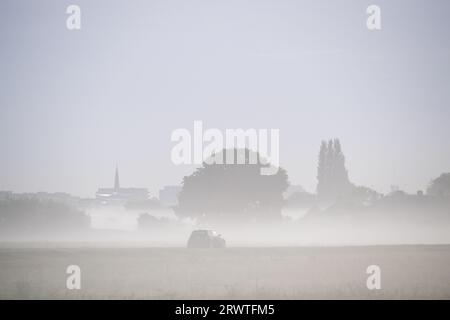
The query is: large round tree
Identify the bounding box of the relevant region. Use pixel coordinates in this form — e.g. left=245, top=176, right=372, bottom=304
left=427, top=173, right=450, bottom=197
left=175, top=149, right=289, bottom=223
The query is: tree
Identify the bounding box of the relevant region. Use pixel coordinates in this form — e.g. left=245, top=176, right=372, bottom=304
left=284, top=191, right=316, bottom=209
left=316, top=141, right=327, bottom=197
left=427, top=173, right=450, bottom=197
left=0, top=198, right=90, bottom=238
left=175, top=148, right=289, bottom=223
left=316, top=139, right=352, bottom=205
left=332, top=138, right=350, bottom=192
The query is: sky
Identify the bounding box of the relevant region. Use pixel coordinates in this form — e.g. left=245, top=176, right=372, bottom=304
left=0, top=0, right=449, bottom=197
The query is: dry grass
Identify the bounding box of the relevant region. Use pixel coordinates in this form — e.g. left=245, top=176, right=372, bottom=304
left=0, top=245, right=449, bottom=299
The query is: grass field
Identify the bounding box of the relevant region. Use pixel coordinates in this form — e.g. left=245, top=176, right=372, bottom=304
left=0, top=245, right=449, bottom=299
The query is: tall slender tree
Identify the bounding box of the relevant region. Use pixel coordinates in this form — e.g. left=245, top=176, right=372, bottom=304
left=316, top=140, right=327, bottom=196
left=316, top=139, right=351, bottom=205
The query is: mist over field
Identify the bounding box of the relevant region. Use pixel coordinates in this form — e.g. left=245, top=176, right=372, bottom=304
left=1, top=246, right=450, bottom=299
left=1, top=0, right=450, bottom=300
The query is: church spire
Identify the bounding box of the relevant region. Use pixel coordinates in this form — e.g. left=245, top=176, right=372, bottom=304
left=114, top=165, right=120, bottom=191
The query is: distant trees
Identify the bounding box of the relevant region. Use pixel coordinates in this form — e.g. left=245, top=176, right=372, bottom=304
left=137, top=213, right=183, bottom=231
left=284, top=191, right=316, bottom=209
left=125, top=197, right=162, bottom=210
left=326, top=185, right=382, bottom=213
left=427, top=173, right=450, bottom=197
left=0, top=198, right=90, bottom=237
left=316, top=139, right=352, bottom=204
left=175, top=149, right=289, bottom=223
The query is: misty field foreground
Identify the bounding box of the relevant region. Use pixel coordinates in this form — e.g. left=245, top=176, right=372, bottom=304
left=0, top=245, right=449, bottom=299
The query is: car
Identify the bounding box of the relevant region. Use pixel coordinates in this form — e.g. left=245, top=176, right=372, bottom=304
left=187, top=229, right=226, bottom=248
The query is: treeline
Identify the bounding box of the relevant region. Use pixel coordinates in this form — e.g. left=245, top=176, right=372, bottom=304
left=285, top=140, right=450, bottom=219
left=174, top=142, right=450, bottom=224
left=0, top=198, right=90, bottom=237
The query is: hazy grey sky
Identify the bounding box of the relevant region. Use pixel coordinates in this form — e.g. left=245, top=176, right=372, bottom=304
left=1, top=0, right=449, bottom=197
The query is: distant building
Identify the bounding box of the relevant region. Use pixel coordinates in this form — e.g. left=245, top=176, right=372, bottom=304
left=95, top=166, right=149, bottom=205
left=159, top=185, right=182, bottom=207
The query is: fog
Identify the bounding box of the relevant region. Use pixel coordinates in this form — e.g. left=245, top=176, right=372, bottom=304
left=1, top=0, right=450, bottom=299
left=2, top=199, right=450, bottom=246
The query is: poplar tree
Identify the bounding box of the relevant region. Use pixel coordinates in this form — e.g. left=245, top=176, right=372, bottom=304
left=316, top=139, right=351, bottom=204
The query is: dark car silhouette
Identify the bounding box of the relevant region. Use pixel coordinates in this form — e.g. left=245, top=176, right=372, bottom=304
left=187, top=230, right=226, bottom=248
